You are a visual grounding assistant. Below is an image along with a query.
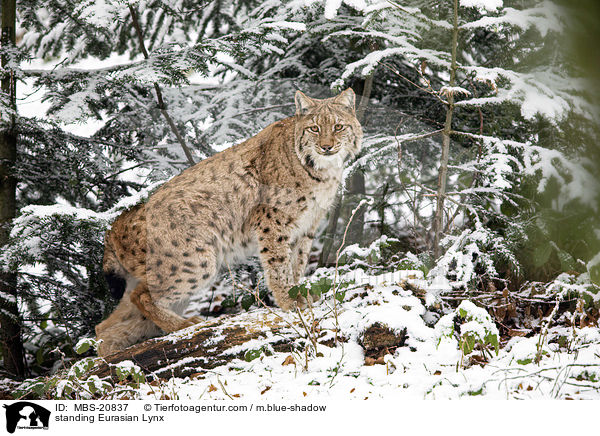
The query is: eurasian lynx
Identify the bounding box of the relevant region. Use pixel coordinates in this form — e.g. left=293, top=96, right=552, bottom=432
left=95, top=89, right=363, bottom=356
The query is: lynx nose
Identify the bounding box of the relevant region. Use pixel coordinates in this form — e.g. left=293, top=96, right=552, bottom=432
left=321, top=143, right=333, bottom=153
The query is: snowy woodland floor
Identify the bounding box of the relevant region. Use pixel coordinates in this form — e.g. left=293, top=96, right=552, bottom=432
left=10, top=265, right=600, bottom=401
left=145, top=273, right=600, bottom=401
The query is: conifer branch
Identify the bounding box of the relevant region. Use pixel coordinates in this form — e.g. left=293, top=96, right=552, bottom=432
left=128, top=5, right=196, bottom=167
left=0, top=0, right=25, bottom=378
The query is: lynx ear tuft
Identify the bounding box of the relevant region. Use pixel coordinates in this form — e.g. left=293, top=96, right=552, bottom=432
left=334, top=88, right=356, bottom=111
left=295, top=91, right=316, bottom=115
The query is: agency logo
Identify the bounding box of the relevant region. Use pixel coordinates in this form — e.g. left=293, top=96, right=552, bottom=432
left=3, top=402, right=50, bottom=433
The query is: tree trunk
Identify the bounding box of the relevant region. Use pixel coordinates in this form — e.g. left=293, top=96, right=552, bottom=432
left=345, top=170, right=366, bottom=245
left=319, top=73, right=374, bottom=264
left=0, top=0, right=25, bottom=378
left=318, top=197, right=341, bottom=266
left=345, top=73, right=373, bottom=246
left=432, top=0, right=458, bottom=259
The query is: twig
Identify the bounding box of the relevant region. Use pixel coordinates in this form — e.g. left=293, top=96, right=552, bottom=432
left=356, top=72, right=374, bottom=124
left=332, top=199, right=371, bottom=343
left=344, top=129, right=442, bottom=177
left=412, top=179, right=469, bottom=209
left=232, top=103, right=295, bottom=118
left=295, top=306, right=318, bottom=354
left=216, top=377, right=234, bottom=399
left=379, top=61, right=448, bottom=106
left=103, top=161, right=155, bottom=180
left=535, top=295, right=561, bottom=364
left=394, top=122, right=406, bottom=181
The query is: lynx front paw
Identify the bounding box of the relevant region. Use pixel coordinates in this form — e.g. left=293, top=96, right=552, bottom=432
left=96, top=337, right=127, bottom=357
left=272, top=290, right=296, bottom=311
left=274, top=290, right=313, bottom=311
left=294, top=293, right=317, bottom=310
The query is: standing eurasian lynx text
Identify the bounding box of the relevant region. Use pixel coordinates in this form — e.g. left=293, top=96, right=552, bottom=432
left=95, top=89, right=363, bottom=356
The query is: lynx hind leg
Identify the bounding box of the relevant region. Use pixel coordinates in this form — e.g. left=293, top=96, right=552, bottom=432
left=95, top=294, right=162, bottom=357
left=131, top=248, right=219, bottom=332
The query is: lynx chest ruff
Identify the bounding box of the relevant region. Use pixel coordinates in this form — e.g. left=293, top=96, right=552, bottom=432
left=95, top=88, right=362, bottom=356
left=291, top=175, right=341, bottom=240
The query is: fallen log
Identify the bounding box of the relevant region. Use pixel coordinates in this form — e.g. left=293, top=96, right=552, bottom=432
left=90, top=281, right=420, bottom=381
left=92, top=309, right=302, bottom=380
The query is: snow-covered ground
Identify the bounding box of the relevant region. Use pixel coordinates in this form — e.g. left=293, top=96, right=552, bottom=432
left=37, top=267, right=599, bottom=401
left=131, top=326, right=600, bottom=400
left=140, top=278, right=599, bottom=400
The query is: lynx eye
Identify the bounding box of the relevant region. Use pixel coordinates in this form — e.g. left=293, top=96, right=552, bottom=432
left=334, top=124, right=345, bottom=132
left=307, top=126, right=320, bottom=133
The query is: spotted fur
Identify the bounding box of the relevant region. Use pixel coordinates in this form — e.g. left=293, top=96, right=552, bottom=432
left=95, top=89, right=363, bottom=356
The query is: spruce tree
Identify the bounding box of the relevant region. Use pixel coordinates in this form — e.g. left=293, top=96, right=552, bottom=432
left=1, top=0, right=308, bottom=373
left=330, top=0, right=599, bottom=291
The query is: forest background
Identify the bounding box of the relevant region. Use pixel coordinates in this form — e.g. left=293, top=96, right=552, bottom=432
left=0, top=0, right=598, bottom=395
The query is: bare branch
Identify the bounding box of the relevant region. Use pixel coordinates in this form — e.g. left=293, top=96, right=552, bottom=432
left=128, top=5, right=196, bottom=166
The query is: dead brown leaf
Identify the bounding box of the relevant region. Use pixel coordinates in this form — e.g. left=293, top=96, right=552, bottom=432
left=495, top=306, right=506, bottom=322
left=261, top=386, right=271, bottom=395
left=282, top=355, right=295, bottom=366
left=208, top=384, right=217, bottom=392
left=508, top=329, right=530, bottom=337
left=468, top=354, right=488, bottom=366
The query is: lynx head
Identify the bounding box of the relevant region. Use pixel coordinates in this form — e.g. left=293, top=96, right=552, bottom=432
left=294, top=88, right=363, bottom=172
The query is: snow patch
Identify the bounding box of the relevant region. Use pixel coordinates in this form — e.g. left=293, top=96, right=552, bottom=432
left=460, top=0, right=502, bottom=12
